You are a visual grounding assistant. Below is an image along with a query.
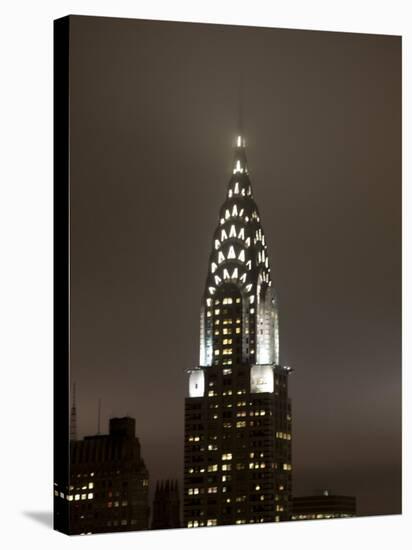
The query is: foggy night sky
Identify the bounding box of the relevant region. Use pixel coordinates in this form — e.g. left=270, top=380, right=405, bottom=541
left=68, top=16, right=401, bottom=517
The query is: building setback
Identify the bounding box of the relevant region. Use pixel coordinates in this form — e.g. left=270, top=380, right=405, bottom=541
left=151, top=480, right=181, bottom=529
left=291, top=492, right=357, bottom=521
left=55, top=417, right=150, bottom=534
left=184, top=135, right=292, bottom=528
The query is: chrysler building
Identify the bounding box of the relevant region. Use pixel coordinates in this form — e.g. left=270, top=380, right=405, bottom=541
left=184, top=135, right=292, bottom=527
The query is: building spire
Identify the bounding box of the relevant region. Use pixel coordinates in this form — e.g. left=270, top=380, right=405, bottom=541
left=70, top=382, right=77, bottom=441
left=97, top=398, right=102, bottom=435
left=238, top=81, right=243, bottom=138
left=234, top=76, right=247, bottom=173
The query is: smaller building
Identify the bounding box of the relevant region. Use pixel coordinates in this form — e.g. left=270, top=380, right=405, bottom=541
left=291, top=491, right=356, bottom=521
left=55, top=416, right=150, bottom=534
left=151, top=479, right=181, bottom=529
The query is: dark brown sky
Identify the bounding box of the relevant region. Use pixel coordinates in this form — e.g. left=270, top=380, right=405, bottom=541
left=68, top=16, right=401, bottom=517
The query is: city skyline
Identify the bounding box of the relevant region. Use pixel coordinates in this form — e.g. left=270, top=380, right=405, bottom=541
left=67, top=16, right=401, bottom=518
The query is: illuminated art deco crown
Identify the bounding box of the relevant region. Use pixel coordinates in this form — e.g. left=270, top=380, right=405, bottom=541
left=199, top=136, right=280, bottom=369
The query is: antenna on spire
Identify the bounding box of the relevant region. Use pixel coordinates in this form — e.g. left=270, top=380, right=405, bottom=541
left=70, top=382, right=77, bottom=441
left=97, top=398, right=102, bottom=435
left=238, top=75, right=243, bottom=137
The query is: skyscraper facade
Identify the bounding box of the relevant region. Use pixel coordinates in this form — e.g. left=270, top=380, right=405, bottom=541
left=55, top=417, right=150, bottom=534
left=151, top=480, right=181, bottom=529
left=184, top=136, right=292, bottom=528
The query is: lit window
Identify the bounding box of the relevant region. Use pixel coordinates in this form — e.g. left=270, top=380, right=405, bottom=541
left=88, top=493, right=94, bottom=500
left=222, top=453, right=232, bottom=461
left=225, top=209, right=230, bottom=219
left=238, top=250, right=245, bottom=262
left=215, top=239, right=220, bottom=250
left=211, top=262, right=217, bottom=274
left=232, top=204, right=238, bottom=217
left=228, top=246, right=236, bottom=259
left=229, top=225, right=237, bottom=238
left=234, top=160, right=242, bottom=174
left=234, top=182, right=239, bottom=194
left=218, top=251, right=225, bottom=264
left=232, top=268, right=238, bottom=279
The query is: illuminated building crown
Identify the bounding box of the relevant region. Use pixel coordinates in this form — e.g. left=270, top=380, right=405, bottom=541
left=199, top=136, right=279, bottom=368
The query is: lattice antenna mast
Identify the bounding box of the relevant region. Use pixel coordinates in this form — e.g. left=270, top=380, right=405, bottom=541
left=97, top=398, right=102, bottom=435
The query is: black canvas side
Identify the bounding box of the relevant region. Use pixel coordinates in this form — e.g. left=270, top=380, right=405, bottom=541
left=53, top=15, right=70, bottom=535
